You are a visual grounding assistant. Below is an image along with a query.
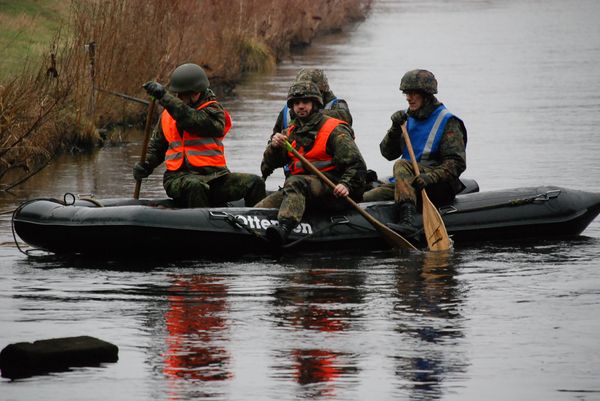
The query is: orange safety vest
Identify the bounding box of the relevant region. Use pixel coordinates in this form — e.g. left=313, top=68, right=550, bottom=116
left=161, top=100, right=232, bottom=170
left=286, top=117, right=345, bottom=175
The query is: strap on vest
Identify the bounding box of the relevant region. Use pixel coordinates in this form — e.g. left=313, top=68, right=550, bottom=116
left=421, top=108, right=450, bottom=162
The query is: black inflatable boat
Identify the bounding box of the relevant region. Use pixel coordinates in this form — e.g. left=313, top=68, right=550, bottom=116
left=12, top=178, right=600, bottom=257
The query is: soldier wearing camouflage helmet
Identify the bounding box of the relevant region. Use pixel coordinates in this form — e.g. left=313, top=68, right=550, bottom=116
left=133, top=63, right=265, bottom=208
left=363, top=69, right=467, bottom=234
left=273, top=68, right=353, bottom=137
left=257, top=80, right=366, bottom=248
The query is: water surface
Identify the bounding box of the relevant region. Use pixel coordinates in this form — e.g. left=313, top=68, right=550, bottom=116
left=2, top=1, right=600, bottom=400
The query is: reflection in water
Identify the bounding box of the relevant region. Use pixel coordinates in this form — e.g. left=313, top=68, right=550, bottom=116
left=393, top=252, right=467, bottom=400
left=272, top=261, right=364, bottom=398
left=163, top=275, right=231, bottom=396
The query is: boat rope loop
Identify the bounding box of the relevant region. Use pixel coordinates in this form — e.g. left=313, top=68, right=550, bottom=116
left=63, top=192, right=104, bottom=207
left=11, top=197, right=67, bottom=255
left=439, top=189, right=561, bottom=215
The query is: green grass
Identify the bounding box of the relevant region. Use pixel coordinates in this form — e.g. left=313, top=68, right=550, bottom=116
left=0, top=0, right=68, bottom=80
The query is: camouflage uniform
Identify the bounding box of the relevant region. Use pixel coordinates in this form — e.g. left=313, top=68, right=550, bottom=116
left=363, top=78, right=466, bottom=207
left=144, top=90, right=265, bottom=207
left=257, top=110, right=366, bottom=227
left=272, top=68, right=352, bottom=135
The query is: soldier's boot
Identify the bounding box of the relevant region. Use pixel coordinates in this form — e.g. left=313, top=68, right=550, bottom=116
left=265, top=220, right=295, bottom=249
left=387, top=202, right=418, bottom=235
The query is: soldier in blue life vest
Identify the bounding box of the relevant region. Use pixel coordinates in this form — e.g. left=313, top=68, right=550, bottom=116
left=363, top=69, right=467, bottom=233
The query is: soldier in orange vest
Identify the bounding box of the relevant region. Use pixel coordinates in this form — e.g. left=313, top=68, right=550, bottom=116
left=134, top=63, right=265, bottom=207
left=256, top=81, right=366, bottom=247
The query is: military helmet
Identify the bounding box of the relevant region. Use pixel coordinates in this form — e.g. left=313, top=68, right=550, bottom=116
left=168, top=63, right=209, bottom=93
left=295, top=68, right=330, bottom=95
left=286, top=80, right=323, bottom=108
left=399, top=69, right=438, bottom=94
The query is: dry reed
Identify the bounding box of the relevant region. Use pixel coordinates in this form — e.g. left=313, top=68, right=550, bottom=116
left=0, top=0, right=371, bottom=190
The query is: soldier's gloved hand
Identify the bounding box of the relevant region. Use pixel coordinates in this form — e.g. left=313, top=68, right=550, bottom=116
left=133, top=162, right=152, bottom=180
left=391, top=110, right=408, bottom=128
left=142, top=81, right=165, bottom=100
left=411, top=173, right=434, bottom=191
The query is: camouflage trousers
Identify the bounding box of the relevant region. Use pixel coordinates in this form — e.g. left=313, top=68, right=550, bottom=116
left=254, top=175, right=349, bottom=225
left=164, top=172, right=266, bottom=208
left=362, top=160, right=456, bottom=207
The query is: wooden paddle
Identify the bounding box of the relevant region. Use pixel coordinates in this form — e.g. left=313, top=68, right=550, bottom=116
left=284, top=139, right=418, bottom=251
left=133, top=98, right=156, bottom=199
left=400, top=123, right=452, bottom=251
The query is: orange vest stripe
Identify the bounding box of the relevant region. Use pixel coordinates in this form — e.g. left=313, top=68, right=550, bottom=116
left=161, top=100, right=231, bottom=170
left=287, top=117, right=345, bottom=175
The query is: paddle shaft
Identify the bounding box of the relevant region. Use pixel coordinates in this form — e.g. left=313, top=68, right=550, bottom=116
left=400, top=124, right=452, bottom=251
left=133, top=98, right=156, bottom=199
left=284, top=140, right=417, bottom=251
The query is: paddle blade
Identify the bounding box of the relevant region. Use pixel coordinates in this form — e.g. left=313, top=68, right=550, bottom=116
left=421, top=192, right=453, bottom=251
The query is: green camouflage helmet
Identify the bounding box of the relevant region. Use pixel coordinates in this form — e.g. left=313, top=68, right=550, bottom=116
left=168, top=63, right=210, bottom=93
left=287, top=80, right=323, bottom=108
left=295, top=68, right=330, bottom=94
left=399, top=69, right=438, bottom=94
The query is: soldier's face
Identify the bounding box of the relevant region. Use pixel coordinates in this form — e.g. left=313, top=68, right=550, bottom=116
left=292, top=99, right=313, bottom=118
left=404, top=91, right=424, bottom=111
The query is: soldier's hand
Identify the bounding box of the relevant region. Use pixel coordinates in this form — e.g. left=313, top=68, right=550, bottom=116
left=411, top=173, right=434, bottom=191
left=270, top=133, right=286, bottom=148
left=333, top=183, right=349, bottom=198
left=133, top=162, right=152, bottom=180
left=391, top=110, right=408, bottom=128
left=143, top=81, right=166, bottom=100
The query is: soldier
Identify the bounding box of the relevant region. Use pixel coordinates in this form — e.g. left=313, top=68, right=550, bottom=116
left=133, top=63, right=265, bottom=208
left=363, top=69, right=467, bottom=233
left=256, top=81, right=366, bottom=246
left=272, top=68, right=352, bottom=136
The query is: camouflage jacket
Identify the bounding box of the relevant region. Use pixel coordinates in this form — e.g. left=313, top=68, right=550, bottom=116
left=272, top=91, right=353, bottom=135
left=262, top=112, right=366, bottom=196
left=380, top=98, right=466, bottom=185
left=145, top=89, right=230, bottom=181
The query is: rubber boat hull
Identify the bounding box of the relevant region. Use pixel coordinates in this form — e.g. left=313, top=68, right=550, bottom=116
left=12, top=186, right=600, bottom=257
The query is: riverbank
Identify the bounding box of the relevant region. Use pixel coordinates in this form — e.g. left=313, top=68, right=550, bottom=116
left=0, top=0, right=371, bottom=190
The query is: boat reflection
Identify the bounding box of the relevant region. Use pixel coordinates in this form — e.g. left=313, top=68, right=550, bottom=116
left=163, top=275, right=232, bottom=382
left=392, top=251, right=467, bottom=399
left=272, top=261, right=364, bottom=397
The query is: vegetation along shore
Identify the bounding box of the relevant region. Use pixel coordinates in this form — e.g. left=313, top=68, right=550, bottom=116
left=0, top=0, right=371, bottom=190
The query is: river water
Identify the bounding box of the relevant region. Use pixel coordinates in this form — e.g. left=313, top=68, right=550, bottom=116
left=2, top=0, right=600, bottom=400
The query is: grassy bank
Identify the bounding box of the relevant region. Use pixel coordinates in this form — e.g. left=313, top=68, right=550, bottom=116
left=0, top=0, right=371, bottom=190
left=0, top=0, right=69, bottom=79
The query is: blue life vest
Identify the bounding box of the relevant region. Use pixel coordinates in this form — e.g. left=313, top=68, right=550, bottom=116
left=281, top=97, right=338, bottom=130
left=403, top=104, right=460, bottom=166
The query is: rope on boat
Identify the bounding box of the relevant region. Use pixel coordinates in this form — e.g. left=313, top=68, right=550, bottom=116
left=282, top=220, right=373, bottom=249
left=63, top=192, right=104, bottom=207
left=210, top=209, right=378, bottom=249
left=11, top=197, right=67, bottom=256
left=439, top=189, right=561, bottom=215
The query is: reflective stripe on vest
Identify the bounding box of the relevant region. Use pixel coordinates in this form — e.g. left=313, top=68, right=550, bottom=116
left=286, top=117, right=345, bottom=175
left=281, top=97, right=338, bottom=130
left=403, top=104, right=454, bottom=165
left=161, top=100, right=232, bottom=170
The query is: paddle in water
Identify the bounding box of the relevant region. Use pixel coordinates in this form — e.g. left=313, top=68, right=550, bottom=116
left=284, top=139, right=418, bottom=252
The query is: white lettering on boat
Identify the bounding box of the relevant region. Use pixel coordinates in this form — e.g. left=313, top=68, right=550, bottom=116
left=235, top=215, right=313, bottom=235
